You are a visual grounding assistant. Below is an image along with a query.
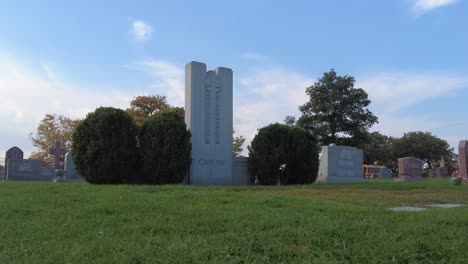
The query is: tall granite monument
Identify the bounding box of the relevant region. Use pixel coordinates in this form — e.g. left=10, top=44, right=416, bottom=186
left=185, top=61, right=233, bottom=185
left=459, top=140, right=468, bottom=179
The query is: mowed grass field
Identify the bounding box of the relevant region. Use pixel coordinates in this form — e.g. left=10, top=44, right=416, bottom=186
left=0, top=180, right=467, bottom=263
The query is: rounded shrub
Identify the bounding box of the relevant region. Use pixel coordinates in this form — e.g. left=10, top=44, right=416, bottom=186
left=248, top=123, right=319, bottom=185
left=138, top=111, right=191, bottom=184
left=72, top=107, right=138, bottom=184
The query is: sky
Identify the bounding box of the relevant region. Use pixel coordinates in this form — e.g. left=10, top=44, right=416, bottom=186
left=0, top=0, right=467, bottom=158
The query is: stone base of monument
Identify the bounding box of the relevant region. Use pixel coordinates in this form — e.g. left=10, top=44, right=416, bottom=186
left=394, top=176, right=426, bottom=182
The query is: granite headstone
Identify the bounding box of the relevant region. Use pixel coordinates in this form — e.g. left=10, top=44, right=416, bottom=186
left=6, top=159, right=54, bottom=181
left=316, top=145, right=366, bottom=183
left=64, top=152, right=84, bottom=182
left=396, top=157, right=425, bottom=182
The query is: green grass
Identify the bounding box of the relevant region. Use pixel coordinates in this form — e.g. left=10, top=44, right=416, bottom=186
left=1, top=179, right=467, bottom=263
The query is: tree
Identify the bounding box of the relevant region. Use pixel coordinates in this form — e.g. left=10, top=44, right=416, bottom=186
left=29, top=114, right=81, bottom=166
left=393, top=131, right=454, bottom=169
left=248, top=123, right=319, bottom=185
left=72, top=107, right=138, bottom=184
left=362, top=132, right=397, bottom=170
left=233, top=130, right=246, bottom=157
left=284, top=115, right=297, bottom=127
left=127, top=95, right=170, bottom=126
left=298, top=69, right=378, bottom=147
left=139, top=111, right=191, bottom=184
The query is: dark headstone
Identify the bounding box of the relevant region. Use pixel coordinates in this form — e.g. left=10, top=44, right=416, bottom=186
left=459, top=140, right=468, bottom=179
left=5, top=146, right=24, bottom=161
left=48, top=140, right=66, bottom=169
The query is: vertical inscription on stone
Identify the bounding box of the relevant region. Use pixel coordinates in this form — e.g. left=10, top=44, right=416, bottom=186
left=204, top=84, right=211, bottom=144
left=185, top=61, right=233, bottom=185
left=215, top=86, right=221, bottom=144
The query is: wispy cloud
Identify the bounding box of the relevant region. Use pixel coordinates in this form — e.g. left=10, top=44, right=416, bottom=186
left=235, top=67, right=312, bottom=154
left=134, top=59, right=185, bottom=107
left=131, top=20, right=153, bottom=41
left=411, top=0, right=458, bottom=15
left=0, top=54, right=140, bottom=157
left=358, top=73, right=468, bottom=112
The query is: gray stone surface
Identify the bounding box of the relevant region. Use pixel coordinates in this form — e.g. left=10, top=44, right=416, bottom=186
left=390, top=207, right=427, bottom=212
left=64, top=152, right=84, bottom=182
left=316, top=145, right=367, bottom=183
left=398, top=157, right=423, bottom=177
left=185, top=61, right=233, bottom=185
left=428, top=204, right=465, bottom=208
left=6, top=159, right=54, bottom=181
left=396, top=157, right=425, bottom=182
left=232, top=156, right=251, bottom=185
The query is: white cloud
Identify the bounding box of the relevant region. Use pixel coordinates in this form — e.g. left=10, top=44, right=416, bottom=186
left=131, top=20, right=153, bottom=41
left=358, top=73, right=468, bottom=112
left=412, top=0, right=458, bottom=15
left=0, top=55, right=140, bottom=158
left=135, top=59, right=185, bottom=107
left=235, top=67, right=313, bottom=154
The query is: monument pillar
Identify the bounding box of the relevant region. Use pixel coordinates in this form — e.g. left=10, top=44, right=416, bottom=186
left=185, top=61, right=233, bottom=185
left=459, top=140, right=468, bottom=179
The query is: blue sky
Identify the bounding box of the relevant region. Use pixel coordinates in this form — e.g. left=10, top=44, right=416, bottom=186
left=1, top=0, right=467, bottom=158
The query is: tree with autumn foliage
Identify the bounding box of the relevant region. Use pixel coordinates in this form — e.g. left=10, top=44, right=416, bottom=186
left=126, top=95, right=184, bottom=126
left=29, top=114, right=81, bottom=166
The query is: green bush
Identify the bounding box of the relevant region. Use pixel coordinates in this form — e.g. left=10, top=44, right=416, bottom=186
left=139, top=111, right=191, bottom=184
left=248, top=123, right=319, bottom=185
left=72, top=107, right=138, bottom=184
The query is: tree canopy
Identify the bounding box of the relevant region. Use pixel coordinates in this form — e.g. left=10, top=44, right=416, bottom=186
left=298, top=69, right=378, bottom=147
left=362, top=132, right=397, bottom=169
left=29, top=114, right=81, bottom=166
left=248, top=123, right=319, bottom=185
left=72, top=107, right=138, bottom=184
left=393, top=131, right=454, bottom=169
left=127, top=95, right=184, bottom=126
left=138, top=111, right=191, bottom=184
left=233, top=130, right=246, bottom=157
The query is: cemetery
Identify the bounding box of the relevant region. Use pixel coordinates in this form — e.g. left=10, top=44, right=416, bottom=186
left=1, top=61, right=467, bottom=263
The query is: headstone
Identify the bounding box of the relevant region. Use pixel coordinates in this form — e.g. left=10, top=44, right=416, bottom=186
left=232, top=156, right=251, bottom=185
left=5, top=146, right=24, bottom=174
left=458, top=140, right=468, bottom=179
left=185, top=61, right=233, bottom=185
left=316, top=145, right=367, bottom=183
left=395, top=157, right=425, bottom=182
left=5, top=146, right=24, bottom=161
left=430, top=167, right=449, bottom=178
left=64, top=152, right=84, bottom=182
left=6, top=159, right=54, bottom=181
left=48, top=140, right=66, bottom=169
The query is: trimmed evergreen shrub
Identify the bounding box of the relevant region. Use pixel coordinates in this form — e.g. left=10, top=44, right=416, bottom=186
left=248, top=123, right=319, bottom=185
left=72, top=107, right=138, bottom=184
left=139, top=111, right=191, bottom=184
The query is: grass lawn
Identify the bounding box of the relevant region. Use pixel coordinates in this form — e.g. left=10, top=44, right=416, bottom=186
left=0, top=179, right=467, bottom=263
